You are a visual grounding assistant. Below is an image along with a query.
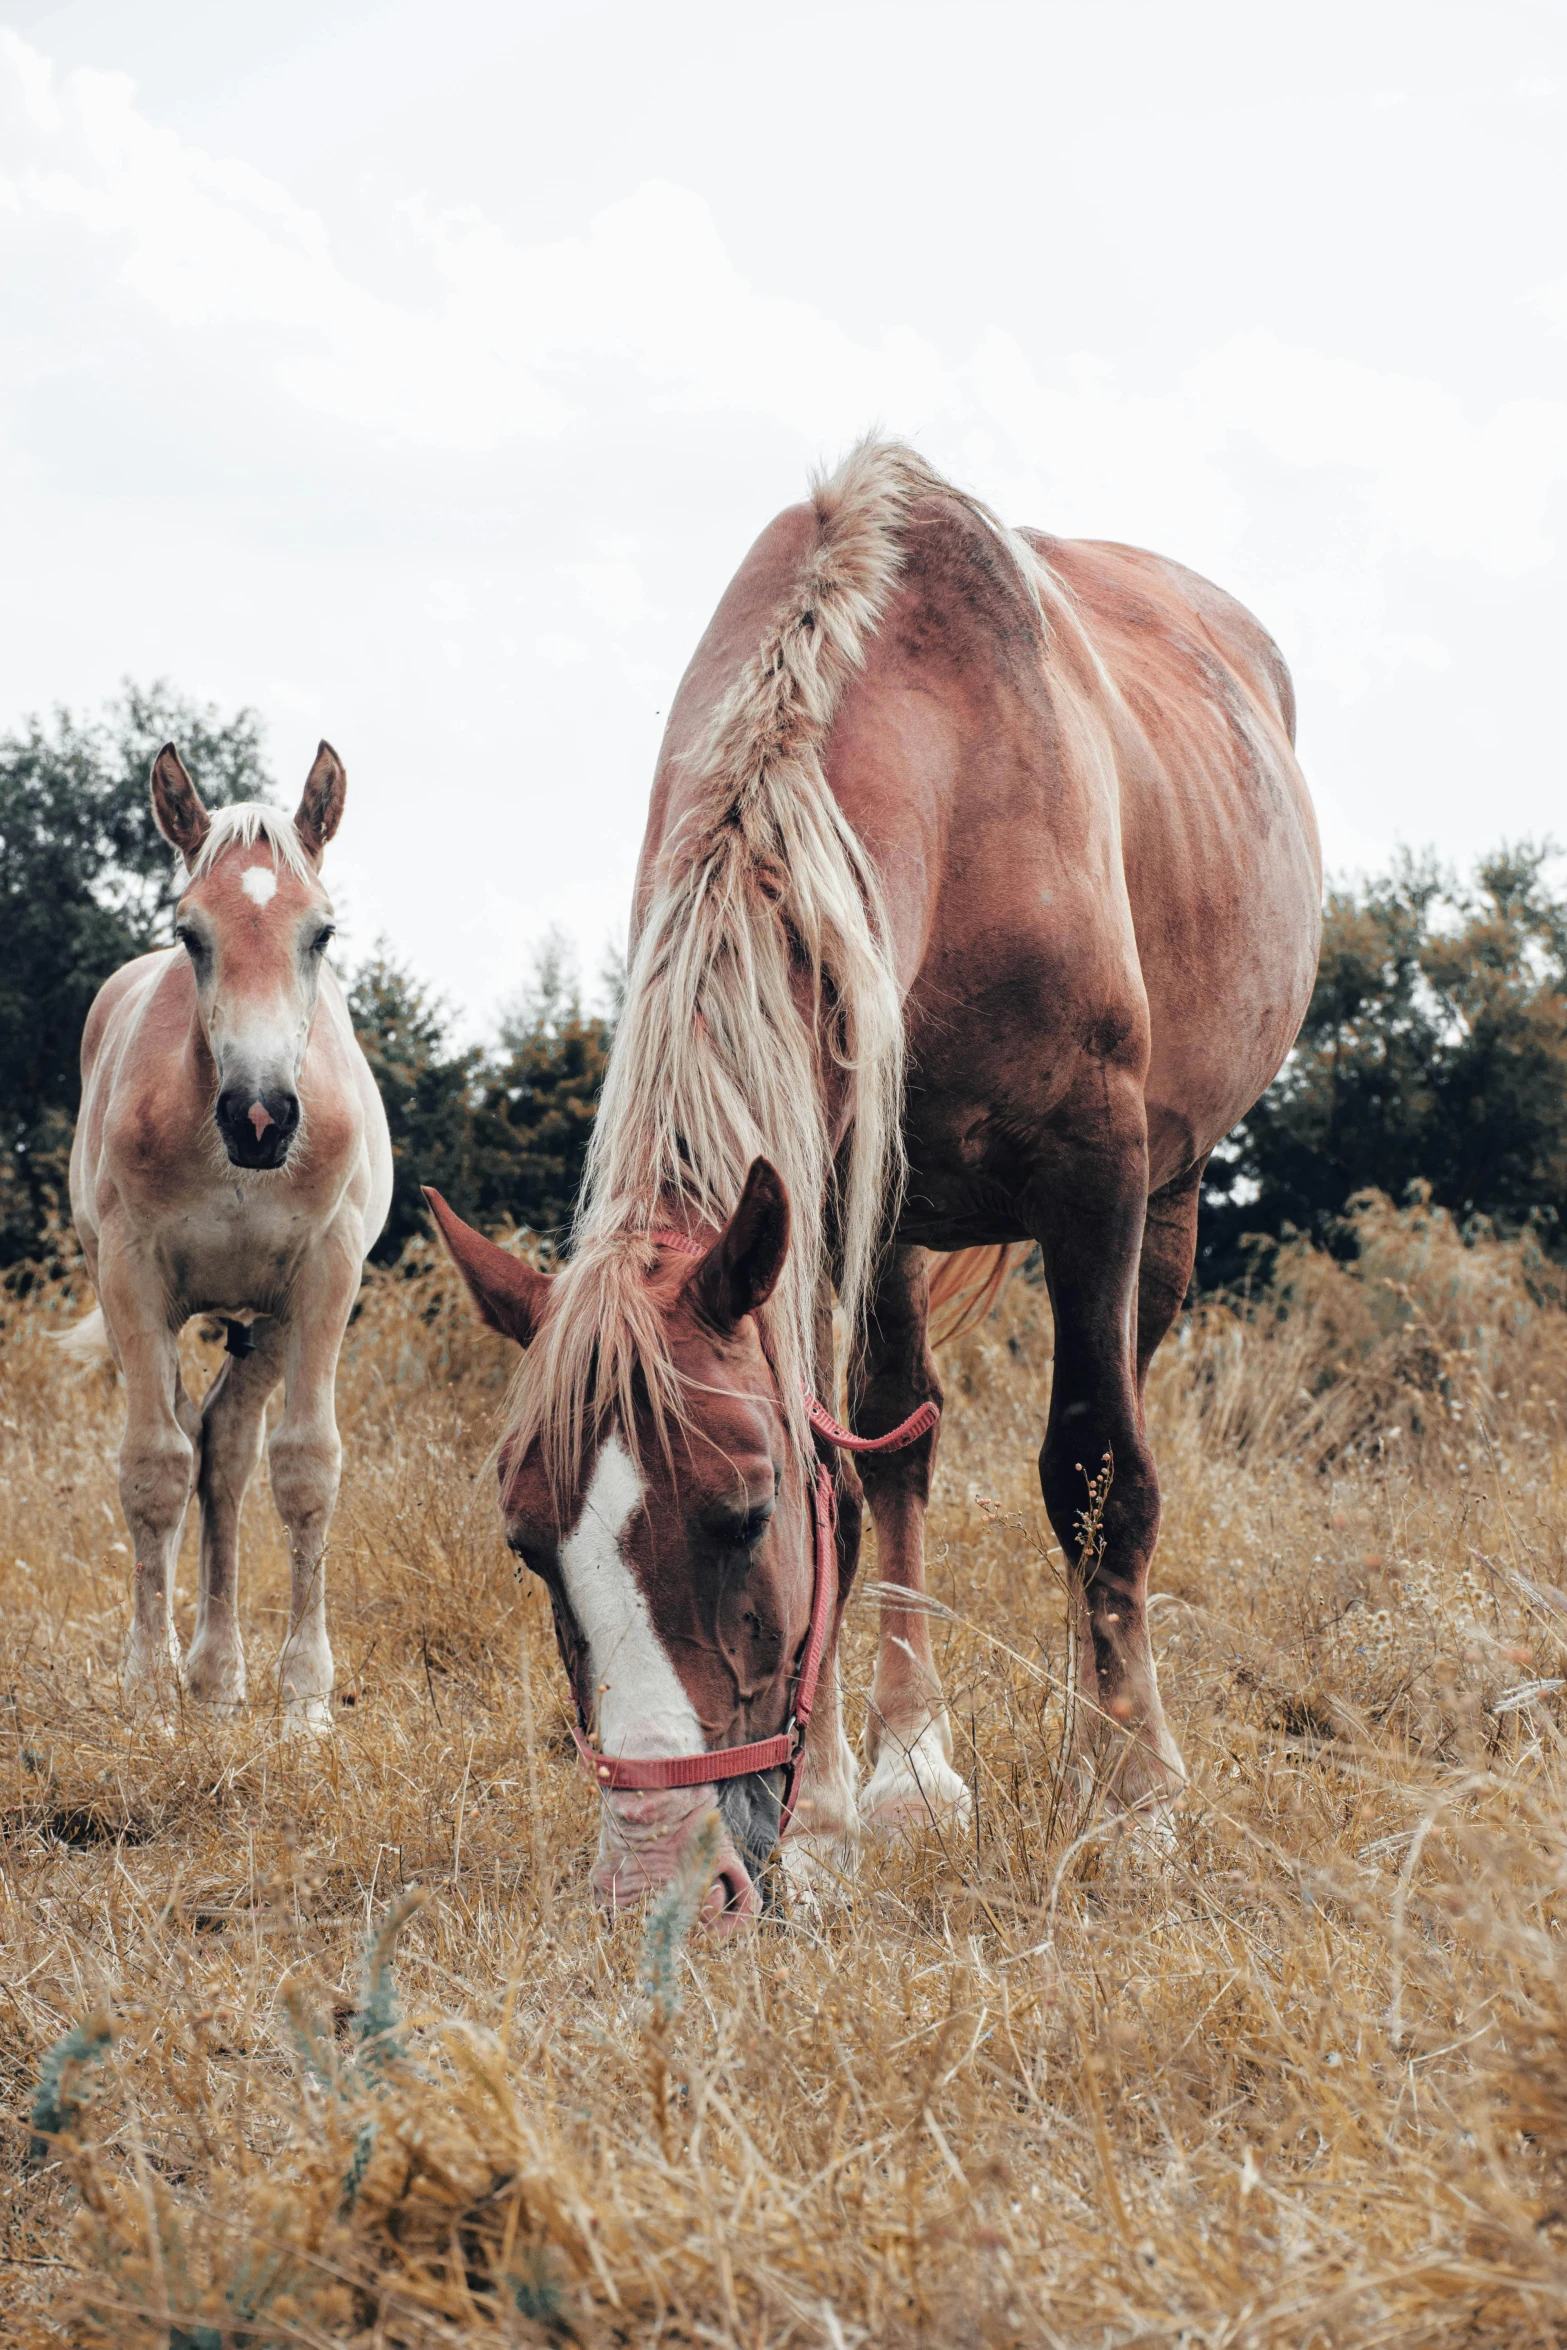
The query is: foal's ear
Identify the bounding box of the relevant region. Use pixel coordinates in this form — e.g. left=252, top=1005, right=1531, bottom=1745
left=294, top=741, right=347, bottom=861
left=694, top=1159, right=792, bottom=1331
left=424, top=1188, right=552, bottom=1347
left=150, top=743, right=211, bottom=864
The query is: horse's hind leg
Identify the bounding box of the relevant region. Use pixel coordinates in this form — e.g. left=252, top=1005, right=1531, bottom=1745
left=1136, top=1157, right=1207, bottom=1396
left=1031, top=1118, right=1186, bottom=1824
left=852, top=1245, right=971, bottom=1835
left=269, top=1234, right=360, bottom=1734
left=184, top=1321, right=285, bottom=1714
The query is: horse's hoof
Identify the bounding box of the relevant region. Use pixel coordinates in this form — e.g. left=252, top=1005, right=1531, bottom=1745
left=781, top=1831, right=857, bottom=1908
left=860, top=1724, right=974, bottom=1837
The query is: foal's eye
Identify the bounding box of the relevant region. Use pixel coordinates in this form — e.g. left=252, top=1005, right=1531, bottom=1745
left=311, top=927, right=335, bottom=955
left=176, top=927, right=204, bottom=960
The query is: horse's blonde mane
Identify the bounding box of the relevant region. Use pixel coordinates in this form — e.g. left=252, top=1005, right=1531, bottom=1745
left=511, top=437, right=1048, bottom=1489
left=185, top=803, right=316, bottom=886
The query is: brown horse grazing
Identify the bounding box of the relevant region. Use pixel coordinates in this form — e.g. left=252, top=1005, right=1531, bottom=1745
left=431, top=438, right=1320, bottom=1926
left=65, top=744, right=392, bottom=1729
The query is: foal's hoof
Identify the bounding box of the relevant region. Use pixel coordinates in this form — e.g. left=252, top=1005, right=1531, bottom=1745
left=279, top=1694, right=334, bottom=1739
left=121, top=1641, right=183, bottom=1731
left=180, top=1649, right=247, bottom=1718
left=860, top=1724, right=974, bottom=1837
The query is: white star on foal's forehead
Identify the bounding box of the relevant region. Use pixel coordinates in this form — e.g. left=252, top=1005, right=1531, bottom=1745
left=240, top=864, right=278, bottom=907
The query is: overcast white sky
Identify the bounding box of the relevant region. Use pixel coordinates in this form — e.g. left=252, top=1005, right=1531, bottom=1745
left=3, top=1, right=1565, bottom=1028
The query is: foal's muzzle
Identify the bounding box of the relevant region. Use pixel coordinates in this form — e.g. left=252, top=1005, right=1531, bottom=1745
left=216, top=1084, right=300, bottom=1170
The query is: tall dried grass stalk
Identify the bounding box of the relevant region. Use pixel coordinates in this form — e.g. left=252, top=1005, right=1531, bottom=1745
left=5, top=1196, right=1567, bottom=2341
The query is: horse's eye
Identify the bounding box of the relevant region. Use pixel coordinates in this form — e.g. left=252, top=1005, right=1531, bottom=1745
left=311, top=927, right=335, bottom=954
left=176, top=927, right=204, bottom=960
left=507, top=1530, right=551, bottom=1579
left=708, top=1501, right=775, bottom=1551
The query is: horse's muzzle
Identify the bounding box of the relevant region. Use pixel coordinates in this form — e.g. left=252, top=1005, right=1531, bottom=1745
left=216, top=1085, right=300, bottom=1170
left=592, top=1786, right=763, bottom=1934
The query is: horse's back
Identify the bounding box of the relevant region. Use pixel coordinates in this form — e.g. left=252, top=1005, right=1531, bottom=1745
left=831, top=495, right=1320, bottom=1212
left=1039, top=533, right=1321, bottom=1177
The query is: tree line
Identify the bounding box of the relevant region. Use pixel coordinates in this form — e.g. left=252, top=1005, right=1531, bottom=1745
left=5, top=686, right=1566, bottom=1290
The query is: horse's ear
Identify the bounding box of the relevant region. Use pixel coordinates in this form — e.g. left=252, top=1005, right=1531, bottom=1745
left=295, top=741, right=347, bottom=862
left=424, top=1188, right=551, bottom=1347
left=694, top=1159, right=791, bottom=1331
left=151, top=743, right=211, bottom=864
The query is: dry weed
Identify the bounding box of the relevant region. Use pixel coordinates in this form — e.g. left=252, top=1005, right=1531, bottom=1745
left=4, top=1196, right=1567, bottom=2343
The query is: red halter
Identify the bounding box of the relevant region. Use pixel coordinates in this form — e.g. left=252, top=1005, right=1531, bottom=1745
left=570, top=1228, right=939, bottom=1838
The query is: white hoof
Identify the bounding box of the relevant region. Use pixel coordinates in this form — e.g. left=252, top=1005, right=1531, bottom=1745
left=280, top=1694, right=334, bottom=1738
left=781, top=1830, right=857, bottom=1908
left=860, top=1723, right=973, bottom=1836
left=122, top=1634, right=182, bottom=1706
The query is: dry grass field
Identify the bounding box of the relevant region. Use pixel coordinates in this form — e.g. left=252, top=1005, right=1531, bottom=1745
left=6, top=1193, right=1567, bottom=2345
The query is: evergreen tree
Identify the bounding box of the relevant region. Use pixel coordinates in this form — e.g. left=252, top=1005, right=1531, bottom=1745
left=0, top=684, right=270, bottom=1264
left=347, top=952, right=482, bottom=1263
left=471, top=931, right=613, bottom=1247
left=1201, top=845, right=1567, bottom=1285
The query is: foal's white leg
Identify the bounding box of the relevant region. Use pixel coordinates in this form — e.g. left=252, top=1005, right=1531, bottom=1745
left=269, top=1231, right=361, bottom=1734
left=102, top=1255, right=195, bottom=1708
left=184, top=1321, right=284, bottom=1713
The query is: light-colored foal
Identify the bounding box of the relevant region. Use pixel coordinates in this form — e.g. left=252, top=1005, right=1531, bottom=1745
left=67, top=742, right=392, bottom=1729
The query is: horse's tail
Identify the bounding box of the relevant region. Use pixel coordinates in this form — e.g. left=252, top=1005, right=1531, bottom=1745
left=928, top=1244, right=1027, bottom=1348
left=50, top=1304, right=115, bottom=1372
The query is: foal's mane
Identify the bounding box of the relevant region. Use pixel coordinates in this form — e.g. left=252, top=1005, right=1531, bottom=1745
left=511, top=437, right=1047, bottom=1490
left=185, top=803, right=317, bottom=886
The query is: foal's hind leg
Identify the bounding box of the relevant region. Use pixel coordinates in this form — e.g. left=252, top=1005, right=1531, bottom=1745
left=852, top=1245, right=971, bottom=1835
left=184, top=1321, right=285, bottom=1714
left=1031, top=1117, right=1186, bottom=1823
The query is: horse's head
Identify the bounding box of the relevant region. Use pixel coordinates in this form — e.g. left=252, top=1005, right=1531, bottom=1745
left=153, top=742, right=345, bottom=1172
left=427, top=1162, right=827, bottom=1932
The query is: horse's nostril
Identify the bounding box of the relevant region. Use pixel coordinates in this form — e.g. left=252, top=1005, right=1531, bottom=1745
left=707, top=1861, right=757, bottom=1921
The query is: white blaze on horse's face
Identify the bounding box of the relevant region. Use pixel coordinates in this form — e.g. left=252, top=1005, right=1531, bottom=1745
left=559, top=1434, right=706, bottom=1763
left=174, top=843, right=337, bottom=1173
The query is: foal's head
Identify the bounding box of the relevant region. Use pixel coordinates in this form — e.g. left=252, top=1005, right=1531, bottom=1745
left=428, top=1163, right=829, bottom=1930
left=152, top=741, right=346, bottom=1172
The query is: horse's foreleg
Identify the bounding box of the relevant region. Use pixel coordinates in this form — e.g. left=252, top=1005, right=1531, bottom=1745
left=851, top=1245, right=969, bottom=1835
left=782, top=1281, right=862, bottom=1894
left=102, top=1260, right=194, bottom=1708
left=1031, top=1122, right=1185, bottom=1825
left=269, top=1240, right=358, bottom=1734
left=185, top=1320, right=285, bottom=1713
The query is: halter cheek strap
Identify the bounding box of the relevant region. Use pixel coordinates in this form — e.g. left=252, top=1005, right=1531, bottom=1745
left=570, top=1229, right=939, bottom=1839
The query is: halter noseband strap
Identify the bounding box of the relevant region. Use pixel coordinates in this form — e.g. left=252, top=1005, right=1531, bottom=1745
left=569, top=1227, right=939, bottom=1839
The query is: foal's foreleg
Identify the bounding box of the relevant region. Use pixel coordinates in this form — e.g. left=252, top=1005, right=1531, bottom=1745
left=269, top=1239, right=360, bottom=1733
left=851, top=1246, right=971, bottom=1834
left=1031, top=1131, right=1185, bottom=1822
left=102, top=1258, right=195, bottom=1707
left=184, top=1321, right=284, bottom=1713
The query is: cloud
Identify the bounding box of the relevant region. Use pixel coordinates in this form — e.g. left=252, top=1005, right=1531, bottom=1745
left=570, top=551, right=649, bottom=629
left=3, top=24, right=1564, bottom=716
left=1185, top=331, right=1567, bottom=574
